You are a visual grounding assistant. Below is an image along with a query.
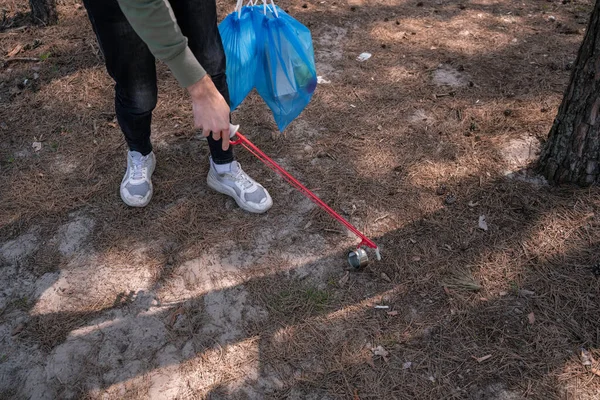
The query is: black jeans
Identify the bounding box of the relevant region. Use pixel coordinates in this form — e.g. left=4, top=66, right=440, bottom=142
left=82, top=0, right=234, bottom=164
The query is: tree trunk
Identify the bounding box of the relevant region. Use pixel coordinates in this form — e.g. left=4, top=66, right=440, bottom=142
left=538, top=1, right=600, bottom=186
left=29, top=0, right=58, bottom=26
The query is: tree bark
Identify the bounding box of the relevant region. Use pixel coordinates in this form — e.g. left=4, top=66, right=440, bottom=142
left=29, top=0, right=58, bottom=26
left=538, top=1, right=600, bottom=186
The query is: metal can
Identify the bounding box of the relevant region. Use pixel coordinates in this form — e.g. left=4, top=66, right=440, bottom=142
left=348, top=248, right=369, bottom=269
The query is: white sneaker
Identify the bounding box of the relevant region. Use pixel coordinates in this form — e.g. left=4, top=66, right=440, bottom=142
left=207, top=158, right=273, bottom=213
left=120, top=151, right=156, bottom=207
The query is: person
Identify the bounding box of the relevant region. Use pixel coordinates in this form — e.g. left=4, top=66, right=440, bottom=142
left=81, top=0, right=273, bottom=213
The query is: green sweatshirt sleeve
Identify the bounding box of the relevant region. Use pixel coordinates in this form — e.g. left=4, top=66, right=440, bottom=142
left=116, top=0, right=206, bottom=88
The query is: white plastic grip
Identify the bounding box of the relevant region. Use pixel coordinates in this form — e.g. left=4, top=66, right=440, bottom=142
left=229, top=123, right=240, bottom=139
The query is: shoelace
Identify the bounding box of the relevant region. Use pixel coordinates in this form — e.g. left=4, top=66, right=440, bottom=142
left=131, top=155, right=147, bottom=180
left=232, top=167, right=253, bottom=190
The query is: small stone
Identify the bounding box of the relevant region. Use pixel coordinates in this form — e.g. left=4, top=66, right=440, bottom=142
left=0, top=122, right=7, bottom=130
left=444, top=194, right=456, bottom=205
left=548, top=15, right=556, bottom=22
left=403, top=361, right=412, bottom=369
left=436, top=185, right=447, bottom=196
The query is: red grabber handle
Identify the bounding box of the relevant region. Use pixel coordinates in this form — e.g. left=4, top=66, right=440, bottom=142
left=228, top=124, right=381, bottom=260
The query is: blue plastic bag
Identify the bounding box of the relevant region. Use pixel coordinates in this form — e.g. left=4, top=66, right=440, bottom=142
left=218, top=5, right=257, bottom=111
left=252, top=4, right=317, bottom=132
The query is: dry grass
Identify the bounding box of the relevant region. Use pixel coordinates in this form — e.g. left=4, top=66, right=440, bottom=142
left=1, top=0, right=600, bottom=398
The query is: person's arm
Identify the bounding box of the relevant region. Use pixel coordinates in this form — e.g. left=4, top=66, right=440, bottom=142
left=116, top=0, right=205, bottom=88
left=117, top=0, right=231, bottom=150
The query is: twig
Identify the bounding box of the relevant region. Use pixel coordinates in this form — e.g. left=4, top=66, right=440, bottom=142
left=374, top=214, right=390, bottom=223
left=352, top=88, right=364, bottom=103
left=1, top=57, right=40, bottom=64
left=1, top=25, right=28, bottom=33
left=434, top=92, right=455, bottom=99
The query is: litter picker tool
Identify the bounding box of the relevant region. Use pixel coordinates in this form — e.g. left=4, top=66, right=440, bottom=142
left=228, top=124, right=381, bottom=268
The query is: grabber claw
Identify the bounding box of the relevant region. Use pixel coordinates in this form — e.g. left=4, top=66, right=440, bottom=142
left=228, top=123, right=381, bottom=268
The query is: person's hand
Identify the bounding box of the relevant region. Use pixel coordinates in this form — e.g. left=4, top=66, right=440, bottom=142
left=187, top=74, right=231, bottom=151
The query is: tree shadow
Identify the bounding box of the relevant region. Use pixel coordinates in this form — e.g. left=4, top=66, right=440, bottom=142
left=8, top=169, right=597, bottom=398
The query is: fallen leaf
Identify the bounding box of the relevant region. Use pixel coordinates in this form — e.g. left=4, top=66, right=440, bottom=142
left=365, top=355, right=375, bottom=368
left=478, top=215, right=488, bottom=231
left=381, top=272, right=392, bottom=282
left=371, top=345, right=389, bottom=358
left=473, top=354, right=492, bottom=363
left=338, top=271, right=349, bottom=287
left=7, top=44, right=23, bottom=58
left=468, top=201, right=479, bottom=207
left=519, top=289, right=535, bottom=296
left=32, top=141, right=42, bottom=152
left=528, top=312, right=535, bottom=325
left=168, top=306, right=184, bottom=326
left=107, top=122, right=117, bottom=128
left=11, top=323, right=25, bottom=336
left=354, top=389, right=361, bottom=400
left=387, top=311, right=399, bottom=316
left=591, top=367, right=600, bottom=377
left=412, top=256, right=421, bottom=262
left=581, top=348, right=594, bottom=366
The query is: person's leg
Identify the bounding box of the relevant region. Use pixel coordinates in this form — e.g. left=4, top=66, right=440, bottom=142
left=169, top=0, right=234, bottom=165
left=83, top=0, right=158, bottom=207
left=82, top=0, right=157, bottom=155
left=170, top=0, right=272, bottom=213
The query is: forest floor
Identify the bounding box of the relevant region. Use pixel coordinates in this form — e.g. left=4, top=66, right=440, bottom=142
left=1, top=0, right=599, bottom=398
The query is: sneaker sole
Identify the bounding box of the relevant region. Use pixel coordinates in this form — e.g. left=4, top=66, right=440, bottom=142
left=207, top=173, right=272, bottom=214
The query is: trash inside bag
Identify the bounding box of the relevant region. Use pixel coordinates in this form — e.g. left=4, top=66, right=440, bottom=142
left=218, top=6, right=257, bottom=111
left=253, top=5, right=317, bottom=131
